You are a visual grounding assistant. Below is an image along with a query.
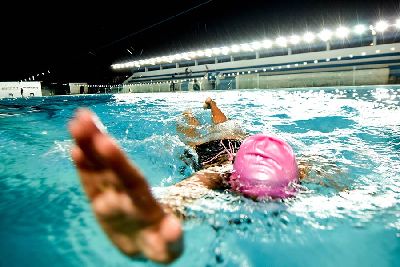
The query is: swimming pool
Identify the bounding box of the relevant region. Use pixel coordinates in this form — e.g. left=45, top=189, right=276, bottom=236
left=0, top=86, right=399, bottom=267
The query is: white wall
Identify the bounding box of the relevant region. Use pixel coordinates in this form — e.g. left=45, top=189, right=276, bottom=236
left=236, top=68, right=389, bottom=89
left=69, top=83, right=88, bottom=94
left=0, top=81, right=42, bottom=98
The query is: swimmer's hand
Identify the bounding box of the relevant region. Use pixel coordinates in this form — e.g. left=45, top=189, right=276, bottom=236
left=68, top=109, right=183, bottom=264
left=203, top=97, right=212, bottom=109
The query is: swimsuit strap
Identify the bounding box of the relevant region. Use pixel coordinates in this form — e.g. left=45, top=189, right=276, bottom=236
left=201, top=139, right=237, bottom=165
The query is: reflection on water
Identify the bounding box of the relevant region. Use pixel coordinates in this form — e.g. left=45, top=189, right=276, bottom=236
left=0, top=86, right=399, bottom=267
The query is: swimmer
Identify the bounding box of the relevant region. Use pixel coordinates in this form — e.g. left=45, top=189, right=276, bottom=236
left=68, top=97, right=309, bottom=263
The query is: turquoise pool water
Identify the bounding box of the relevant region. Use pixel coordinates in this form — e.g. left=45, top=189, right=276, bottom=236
left=0, top=86, right=399, bottom=267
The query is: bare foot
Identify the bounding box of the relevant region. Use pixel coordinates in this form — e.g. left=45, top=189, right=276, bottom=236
left=68, top=108, right=183, bottom=263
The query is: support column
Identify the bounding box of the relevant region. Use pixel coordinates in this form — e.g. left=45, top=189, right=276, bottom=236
left=326, top=42, right=331, bottom=51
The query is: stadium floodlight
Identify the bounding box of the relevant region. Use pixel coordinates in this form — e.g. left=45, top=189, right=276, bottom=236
left=182, top=53, right=191, bottom=60
left=221, top=46, right=230, bottom=55
left=212, top=47, right=221, bottom=55
left=303, top=32, right=315, bottom=43
left=262, top=39, right=273, bottom=48
left=196, top=50, right=205, bottom=57
left=251, top=41, right=262, bottom=50
left=354, top=24, right=367, bottom=34
left=188, top=52, right=197, bottom=59
left=275, top=37, right=287, bottom=47
left=231, top=44, right=240, bottom=53
left=289, top=35, right=301, bottom=45
left=336, top=26, right=350, bottom=38
left=240, top=43, right=252, bottom=51
left=205, top=49, right=213, bottom=57
left=318, top=29, right=333, bottom=42
left=375, top=20, right=389, bottom=32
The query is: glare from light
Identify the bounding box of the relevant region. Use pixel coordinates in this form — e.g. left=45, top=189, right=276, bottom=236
left=289, top=35, right=301, bottom=45
left=396, top=19, right=400, bottom=28
left=188, top=52, right=197, bottom=58
left=251, top=41, right=262, bottom=50
left=196, top=50, right=205, bottom=57
left=354, top=24, right=367, bottom=34
left=205, top=49, right=213, bottom=57
left=240, top=43, right=252, bottom=51
left=212, top=47, right=221, bottom=55
left=276, top=37, right=287, bottom=47
left=217, top=47, right=228, bottom=55
left=375, top=20, right=389, bottom=32
left=336, top=26, right=350, bottom=38
left=303, top=32, right=315, bottom=43
left=318, top=29, right=333, bottom=42
left=262, top=39, right=273, bottom=48
left=231, top=45, right=240, bottom=53
left=182, top=53, right=191, bottom=60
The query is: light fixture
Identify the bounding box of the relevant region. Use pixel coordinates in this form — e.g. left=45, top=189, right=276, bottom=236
left=275, top=37, right=287, bottom=47
left=303, top=32, right=315, bottom=43
left=240, top=43, right=252, bottom=51
left=354, top=24, right=366, bottom=34
left=318, top=29, right=332, bottom=42
left=336, top=26, right=350, bottom=38
left=231, top=45, right=240, bottom=53
left=251, top=41, right=262, bottom=50
left=375, top=20, right=389, bottom=32
left=289, top=35, right=300, bottom=45
left=262, top=39, right=273, bottom=48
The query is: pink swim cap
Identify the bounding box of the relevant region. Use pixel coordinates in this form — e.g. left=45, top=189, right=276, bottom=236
left=229, top=134, right=299, bottom=199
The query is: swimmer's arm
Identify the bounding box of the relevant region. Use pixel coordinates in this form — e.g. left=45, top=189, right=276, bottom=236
left=297, top=158, right=348, bottom=191
left=157, top=169, right=229, bottom=219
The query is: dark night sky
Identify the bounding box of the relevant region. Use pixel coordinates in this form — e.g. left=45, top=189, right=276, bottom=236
left=1, top=0, right=399, bottom=83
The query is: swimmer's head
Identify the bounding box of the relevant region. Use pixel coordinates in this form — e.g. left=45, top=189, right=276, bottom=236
left=229, top=134, right=299, bottom=199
